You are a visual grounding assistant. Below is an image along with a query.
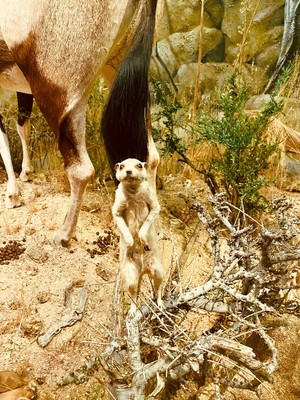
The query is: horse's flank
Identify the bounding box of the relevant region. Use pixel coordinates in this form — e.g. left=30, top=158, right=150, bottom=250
left=1, top=1, right=143, bottom=129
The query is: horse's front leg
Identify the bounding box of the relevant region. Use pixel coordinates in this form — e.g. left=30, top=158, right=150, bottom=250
left=0, top=116, right=21, bottom=208
left=16, top=93, right=33, bottom=182
left=54, top=104, right=94, bottom=246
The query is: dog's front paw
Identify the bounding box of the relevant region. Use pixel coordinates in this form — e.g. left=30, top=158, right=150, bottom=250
left=127, top=303, right=138, bottom=318
left=123, top=233, right=134, bottom=248
left=138, top=228, right=150, bottom=249
left=157, top=298, right=165, bottom=310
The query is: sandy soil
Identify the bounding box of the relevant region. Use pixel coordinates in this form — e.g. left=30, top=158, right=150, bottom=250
left=0, top=168, right=207, bottom=400
left=0, top=171, right=119, bottom=399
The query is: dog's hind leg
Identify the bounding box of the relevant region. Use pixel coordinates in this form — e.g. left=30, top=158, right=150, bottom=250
left=150, top=256, right=165, bottom=309
left=122, top=259, right=140, bottom=317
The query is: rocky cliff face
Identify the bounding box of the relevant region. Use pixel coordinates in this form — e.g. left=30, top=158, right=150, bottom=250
left=151, top=0, right=286, bottom=98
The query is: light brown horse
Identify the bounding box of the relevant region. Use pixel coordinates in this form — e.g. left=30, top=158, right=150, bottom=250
left=0, top=0, right=157, bottom=246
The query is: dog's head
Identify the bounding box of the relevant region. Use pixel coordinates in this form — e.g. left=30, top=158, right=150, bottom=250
left=114, top=158, right=147, bottom=183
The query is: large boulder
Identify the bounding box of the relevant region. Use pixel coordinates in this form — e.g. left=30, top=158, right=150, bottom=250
left=151, top=0, right=287, bottom=98
left=175, top=62, right=268, bottom=98
left=222, top=0, right=285, bottom=64
left=160, top=0, right=202, bottom=35
left=151, top=27, right=223, bottom=80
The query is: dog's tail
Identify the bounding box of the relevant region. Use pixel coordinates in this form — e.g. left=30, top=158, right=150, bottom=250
left=101, top=0, right=157, bottom=171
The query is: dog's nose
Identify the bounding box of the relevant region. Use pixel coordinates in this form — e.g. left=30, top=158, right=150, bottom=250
left=126, top=170, right=132, bottom=175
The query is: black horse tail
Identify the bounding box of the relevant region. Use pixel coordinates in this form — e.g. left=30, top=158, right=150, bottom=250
left=17, top=92, right=34, bottom=126
left=101, top=0, right=157, bottom=171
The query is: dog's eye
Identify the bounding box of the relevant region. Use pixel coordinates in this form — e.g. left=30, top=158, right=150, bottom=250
left=119, top=164, right=124, bottom=170
left=137, top=163, right=143, bottom=169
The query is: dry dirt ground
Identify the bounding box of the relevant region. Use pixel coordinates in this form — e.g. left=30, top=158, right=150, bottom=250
left=1, top=167, right=300, bottom=400
left=0, top=167, right=210, bottom=400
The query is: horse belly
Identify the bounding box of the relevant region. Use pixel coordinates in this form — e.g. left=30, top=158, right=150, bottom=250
left=0, top=0, right=135, bottom=99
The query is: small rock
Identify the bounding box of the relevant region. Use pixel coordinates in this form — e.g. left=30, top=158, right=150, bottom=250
left=26, top=246, right=49, bottom=263
left=170, top=218, right=186, bottom=230
left=21, top=315, right=43, bottom=336
left=95, top=265, right=113, bottom=281
left=36, top=291, right=51, bottom=304
left=25, top=227, right=36, bottom=236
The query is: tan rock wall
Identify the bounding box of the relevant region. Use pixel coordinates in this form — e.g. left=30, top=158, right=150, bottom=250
left=151, top=0, right=286, bottom=97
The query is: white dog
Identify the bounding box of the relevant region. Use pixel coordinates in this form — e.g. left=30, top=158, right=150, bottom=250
left=112, top=154, right=164, bottom=316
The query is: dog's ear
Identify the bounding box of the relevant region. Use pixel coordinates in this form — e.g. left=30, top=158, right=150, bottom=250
left=114, top=163, right=120, bottom=171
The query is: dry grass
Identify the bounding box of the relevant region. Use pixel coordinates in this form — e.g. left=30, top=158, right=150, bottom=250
left=1, top=211, right=22, bottom=235
left=0, top=93, right=58, bottom=175
left=278, top=54, right=300, bottom=131
left=265, top=55, right=300, bottom=190
left=0, top=79, right=110, bottom=183
left=278, top=55, right=300, bottom=100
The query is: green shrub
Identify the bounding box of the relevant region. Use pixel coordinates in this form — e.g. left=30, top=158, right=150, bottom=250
left=195, top=74, right=283, bottom=216
left=152, top=74, right=283, bottom=220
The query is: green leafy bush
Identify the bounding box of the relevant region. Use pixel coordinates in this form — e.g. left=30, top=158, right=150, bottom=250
left=195, top=75, right=283, bottom=216
left=152, top=74, right=283, bottom=219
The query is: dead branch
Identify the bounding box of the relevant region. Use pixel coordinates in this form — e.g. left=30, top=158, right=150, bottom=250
left=38, top=285, right=88, bottom=348
left=59, top=194, right=299, bottom=399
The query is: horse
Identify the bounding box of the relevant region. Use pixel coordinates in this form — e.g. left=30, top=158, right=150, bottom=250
left=0, top=0, right=158, bottom=246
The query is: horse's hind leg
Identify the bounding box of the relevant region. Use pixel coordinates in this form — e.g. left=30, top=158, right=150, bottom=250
left=16, top=93, right=33, bottom=181
left=146, top=134, right=160, bottom=191
left=54, top=104, right=94, bottom=246
left=0, top=115, right=21, bottom=208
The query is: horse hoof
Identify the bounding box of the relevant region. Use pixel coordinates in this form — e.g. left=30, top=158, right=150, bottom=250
left=53, top=234, right=70, bottom=247
left=19, top=170, right=32, bottom=182
left=5, top=195, right=21, bottom=209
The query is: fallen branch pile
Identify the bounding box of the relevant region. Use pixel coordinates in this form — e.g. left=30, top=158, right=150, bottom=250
left=60, top=194, right=300, bottom=399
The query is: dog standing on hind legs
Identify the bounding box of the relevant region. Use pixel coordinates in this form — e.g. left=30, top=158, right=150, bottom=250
left=112, top=137, right=164, bottom=316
